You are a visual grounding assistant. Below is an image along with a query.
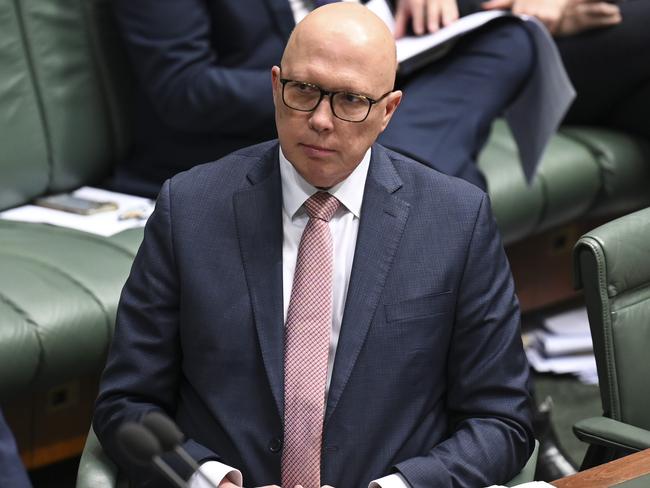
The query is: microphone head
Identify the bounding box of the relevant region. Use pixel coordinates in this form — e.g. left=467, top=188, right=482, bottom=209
left=117, top=422, right=163, bottom=465
left=142, top=411, right=185, bottom=451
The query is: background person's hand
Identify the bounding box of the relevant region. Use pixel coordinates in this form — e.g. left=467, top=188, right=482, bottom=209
left=394, top=0, right=460, bottom=37
left=554, top=0, right=621, bottom=36
left=482, top=0, right=570, bottom=33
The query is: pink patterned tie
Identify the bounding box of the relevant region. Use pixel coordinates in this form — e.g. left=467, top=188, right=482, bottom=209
left=282, top=191, right=340, bottom=488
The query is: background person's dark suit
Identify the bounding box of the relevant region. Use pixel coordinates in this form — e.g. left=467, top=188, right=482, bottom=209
left=556, top=0, right=650, bottom=141
left=112, top=0, right=533, bottom=197
left=0, top=409, right=32, bottom=488
left=94, top=141, right=534, bottom=487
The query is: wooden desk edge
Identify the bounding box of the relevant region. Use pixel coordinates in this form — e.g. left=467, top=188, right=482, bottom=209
left=551, top=449, right=650, bottom=488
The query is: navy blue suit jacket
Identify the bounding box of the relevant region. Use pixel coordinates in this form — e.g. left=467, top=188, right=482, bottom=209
left=0, top=410, right=31, bottom=488
left=95, top=141, right=533, bottom=487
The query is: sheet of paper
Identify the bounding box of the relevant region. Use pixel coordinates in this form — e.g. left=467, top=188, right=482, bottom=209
left=366, top=0, right=509, bottom=62
left=523, top=306, right=597, bottom=384
left=535, top=332, right=593, bottom=357
left=525, top=348, right=597, bottom=377
left=543, top=307, right=590, bottom=336
left=0, top=186, right=154, bottom=237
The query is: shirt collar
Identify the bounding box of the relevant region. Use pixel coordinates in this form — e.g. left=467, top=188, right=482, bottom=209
left=279, top=145, right=370, bottom=219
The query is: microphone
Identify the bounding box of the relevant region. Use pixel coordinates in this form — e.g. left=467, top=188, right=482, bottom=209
left=142, top=411, right=220, bottom=488
left=117, top=421, right=189, bottom=488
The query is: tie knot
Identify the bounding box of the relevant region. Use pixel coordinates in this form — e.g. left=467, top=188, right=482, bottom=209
left=304, top=192, right=340, bottom=222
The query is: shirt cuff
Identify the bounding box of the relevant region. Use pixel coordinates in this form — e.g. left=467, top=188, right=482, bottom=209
left=187, top=460, right=243, bottom=487
left=369, top=472, right=411, bottom=488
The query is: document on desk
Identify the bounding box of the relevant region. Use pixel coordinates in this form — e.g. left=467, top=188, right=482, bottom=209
left=365, top=0, right=575, bottom=184
left=0, top=186, right=154, bottom=237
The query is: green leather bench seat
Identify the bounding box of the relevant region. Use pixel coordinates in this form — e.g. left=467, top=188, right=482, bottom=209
left=0, top=221, right=143, bottom=396
left=562, top=128, right=650, bottom=217
left=479, top=121, right=650, bottom=245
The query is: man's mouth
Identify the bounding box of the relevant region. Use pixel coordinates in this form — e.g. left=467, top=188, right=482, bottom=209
left=300, top=143, right=335, bottom=157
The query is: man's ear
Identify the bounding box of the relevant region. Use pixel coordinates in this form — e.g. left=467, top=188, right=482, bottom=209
left=380, top=90, right=403, bottom=131
left=271, top=66, right=281, bottom=101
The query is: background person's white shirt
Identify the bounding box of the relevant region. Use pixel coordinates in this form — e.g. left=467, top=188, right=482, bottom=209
left=189, top=148, right=408, bottom=487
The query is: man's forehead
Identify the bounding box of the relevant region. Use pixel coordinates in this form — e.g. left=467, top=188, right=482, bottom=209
left=282, top=61, right=376, bottom=95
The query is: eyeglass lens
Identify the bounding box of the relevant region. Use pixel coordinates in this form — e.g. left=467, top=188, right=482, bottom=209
left=283, top=81, right=371, bottom=122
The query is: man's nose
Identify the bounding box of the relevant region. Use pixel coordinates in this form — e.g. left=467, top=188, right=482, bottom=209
left=308, top=96, right=335, bottom=132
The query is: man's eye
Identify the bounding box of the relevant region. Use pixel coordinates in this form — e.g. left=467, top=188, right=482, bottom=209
left=294, top=83, right=316, bottom=93
left=341, top=93, right=365, bottom=105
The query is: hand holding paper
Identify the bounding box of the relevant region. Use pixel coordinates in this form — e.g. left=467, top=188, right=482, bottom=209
left=394, top=0, right=460, bottom=36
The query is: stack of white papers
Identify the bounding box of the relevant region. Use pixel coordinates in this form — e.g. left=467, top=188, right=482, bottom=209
left=523, top=307, right=598, bottom=385
left=0, top=186, right=154, bottom=237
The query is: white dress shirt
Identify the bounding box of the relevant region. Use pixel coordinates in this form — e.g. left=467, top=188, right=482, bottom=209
left=190, top=147, right=409, bottom=487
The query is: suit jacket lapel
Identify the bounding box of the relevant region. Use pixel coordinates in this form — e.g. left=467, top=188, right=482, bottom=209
left=264, top=0, right=295, bottom=41
left=233, top=146, right=285, bottom=418
left=325, top=145, right=410, bottom=424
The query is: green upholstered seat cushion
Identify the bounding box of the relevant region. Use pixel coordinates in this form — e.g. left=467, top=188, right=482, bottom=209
left=0, top=221, right=141, bottom=396
left=533, top=133, right=601, bottom=232
left=107, top=228, right=145, bottom=256
left=479, top=122, right=544, bottom=245
left=561, top=127, right=650, bottom=217
left=479, top=121, right=601, bottom=244
left=479, top=121, right=650, bottom=244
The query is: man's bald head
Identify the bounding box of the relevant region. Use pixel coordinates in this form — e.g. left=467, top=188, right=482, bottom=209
left=271, top=3, right=402, bottom=189
left=282, top=3, right=398, bottom=91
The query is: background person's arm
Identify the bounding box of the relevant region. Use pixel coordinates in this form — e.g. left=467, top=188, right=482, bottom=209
left=553, top=0, right=621, bottom=36
left=482, top=0, right=570, bottom=33
left=113, top=0, right=278, bottom=134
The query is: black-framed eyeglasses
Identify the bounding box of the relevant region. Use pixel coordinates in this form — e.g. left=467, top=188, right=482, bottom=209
left=280, top=78, right=392, bottom=123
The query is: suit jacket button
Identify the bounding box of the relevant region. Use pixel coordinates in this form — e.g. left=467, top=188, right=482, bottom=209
left=268, top=437, right=283, bottom=453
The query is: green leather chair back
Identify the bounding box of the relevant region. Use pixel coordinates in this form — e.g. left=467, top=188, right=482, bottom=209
left=574, top=207, right=650, bottom=432
left=0, top=0, right=133, bottom=211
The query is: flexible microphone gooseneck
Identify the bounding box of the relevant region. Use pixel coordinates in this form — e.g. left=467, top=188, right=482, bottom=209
left=117, top=421, right=189, bottom=488
left=142, top=411, right=220, bottom=488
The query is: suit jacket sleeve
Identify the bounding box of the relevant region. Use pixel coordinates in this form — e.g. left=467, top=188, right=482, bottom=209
left=394, top=194, right=534, bottom=487
left=113, top=0, right=277, bottom=134
left=93, top=181, right=220, bottom=486
left=0, top=410, right=31, bottom=488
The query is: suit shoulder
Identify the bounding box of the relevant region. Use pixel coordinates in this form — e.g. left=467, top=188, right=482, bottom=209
left=378, top=145, right=487, bottom=208
left=167, top=140, right=278, bottom=196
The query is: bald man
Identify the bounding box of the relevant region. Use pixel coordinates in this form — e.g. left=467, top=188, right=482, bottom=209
left=94, top=5, right=533, bottom=487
